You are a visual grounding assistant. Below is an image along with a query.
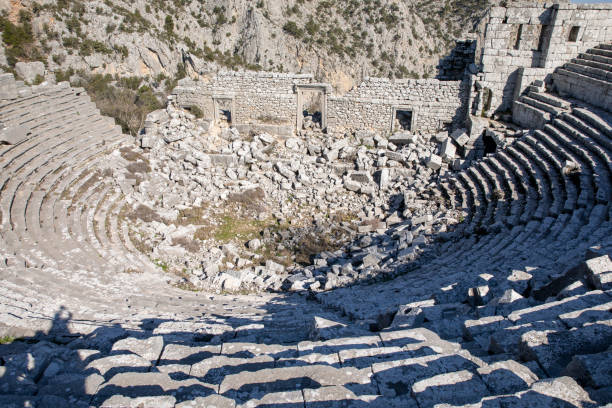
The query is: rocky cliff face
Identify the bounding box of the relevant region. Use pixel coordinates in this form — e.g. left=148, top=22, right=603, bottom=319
left=1, top=0, right=491, bottom=91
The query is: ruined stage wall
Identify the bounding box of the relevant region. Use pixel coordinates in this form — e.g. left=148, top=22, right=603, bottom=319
left=328, top=77, right=469, bottom=134
left=173, top=73, right=469, bottom=135
left=173, top=72, right=312, bottom=126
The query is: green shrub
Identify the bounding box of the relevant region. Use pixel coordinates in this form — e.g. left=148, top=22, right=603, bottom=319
left=74, top=73, right=162, bottom=136
left=190, top=105, right=204, bottom=118
left=62, top=36, right=80, bottom=49
left=66, top=16, right=81, bottom=35
left=283, top=21, right=302, bottom=38
left=32, top=74, right=45, bottom=85
left=55, top=67, right=74, bottom=83
left=164, top=15, right=174, bottom=34
left=113, top=44, right=129, bottom=59
left=119, top=76, right=143, bottom=90
left=305, top=18, right=319, bottom=36
left=0, top=11, right=41, bottom=67
left=52, top=53, right=65, bottom=65
left=80, top=39, right=111, bottom=56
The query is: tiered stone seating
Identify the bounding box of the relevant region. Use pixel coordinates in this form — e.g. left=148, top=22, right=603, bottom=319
left=552, top=44, right=612, bottom=112
left=1, top=65, right=611, bottom=407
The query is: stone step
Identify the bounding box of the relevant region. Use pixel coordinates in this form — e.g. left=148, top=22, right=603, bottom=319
left=0, top=120, right=117, bottom=227
left=564, top=62, right=612, bottom=83
left=478, top=161, right=510, bottom=224
left=512, top=100, right=551, bottom=130
left=463, top=168, right=488, bottom=227
left=0, top=84, right=74, bottom=113
left=0, top=94, right=90, bottom=128
left=515, top=140, right=562, bottom=216
left=553, top=118, right=612, bottom=202
left=588, top=47, right=612, bottom=59
left=527, top=91, right=572, bottom=110
left=580, top=51, right=612, bottom=67
left=572, top=107, right=612, bottom=138
left=0, top=111, right=105, bottom=175
left=562, top=112, right=612, bottom=154
left=523, top=135, right=572, bottom=213
left=555, top=67, right=611, bottom=88
left=520, top=94, right=566, bottom=116
left=496, top=150, right=535, bottom=222
left=486, top=156, right=523, bottom=226
left=539, top=125, right=594, bottom=206
left=572, top=57, right=612, bottom=73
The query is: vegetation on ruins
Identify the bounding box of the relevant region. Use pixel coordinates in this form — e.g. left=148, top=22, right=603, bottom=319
left=0, top=10, right=42, bottom=68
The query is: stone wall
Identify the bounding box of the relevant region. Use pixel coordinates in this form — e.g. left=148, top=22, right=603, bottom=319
left=173, top=71, right=470, bottom=136
left=328, top=78, right=469, bottom=134
left=173, top=71, right=313, bottom=125
left=473, top=2, right=612, bottom=115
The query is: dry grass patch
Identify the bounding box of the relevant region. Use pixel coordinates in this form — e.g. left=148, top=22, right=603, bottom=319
left=177, top=204, right=209, bottom=226
left=126, top=161, right=151, bottom=175
left=173, top=236, right=201, bottom=253
left=257, top=244, right=293, bottom=268
left=213, top=215, right=273, bottom=243
left=294, top=227, right=349, bottom=265
left=128, top=204, right=163, bottom=223
left=120, top=146, right=147, bottom=162
left=227, top=187, right=266, bottom=213
left=129, top=228, right=153, bottom=254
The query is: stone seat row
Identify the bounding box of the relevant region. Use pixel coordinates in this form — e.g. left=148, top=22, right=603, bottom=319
left=2, top=276, right=608, bottom=407
left=552, top=44, right=612, bottom=111
left=0, top=76, right=158, bottom=280
left=452, top=99, right=611, bottom=236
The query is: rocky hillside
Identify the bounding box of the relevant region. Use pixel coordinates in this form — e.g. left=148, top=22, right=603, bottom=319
left=1, top=0, right=491, bottom=92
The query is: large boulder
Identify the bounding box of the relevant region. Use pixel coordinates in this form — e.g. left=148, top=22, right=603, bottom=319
left=15, top=61, right=45, bottom=83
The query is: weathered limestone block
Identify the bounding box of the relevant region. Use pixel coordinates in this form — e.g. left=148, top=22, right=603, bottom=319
left=0, top=125, right=28, bottom=145
left=439, top=138, right=456, bottom=162
left=451, top=129, right=469, bottom=147
left=426, top=154, right=442, bottom=170
left=15, top=61, right=45, bottom=83
left=564, top=351, right=612, bottom=389
left=584, top=255, right=612, bottom=290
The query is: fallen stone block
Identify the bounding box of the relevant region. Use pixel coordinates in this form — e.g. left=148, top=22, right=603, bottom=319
left=451, top=129, right=469, bottom=147
left=519, top=323, right=612, bottom=376
left=426, top=154, right=442, bottom=170
left=439, top=138, right=456, bottom=162
left=585, top=255, right=612, bottom=290
left=389, top=132, right=415, bottom=145
left=413, top=370, right=489, bottom=407
left=209, top=154, right=237, bottom=168
left=477, top=360, right=539, bottom=395
left=564, top=351, right=612, bottom=389
left=111, top=336, right=164, bottom=363
left=349, top=171, right=373, bottom=184
left=344, top=179, right=361, bottom=192
left=0, top=125, right=28, bottom=145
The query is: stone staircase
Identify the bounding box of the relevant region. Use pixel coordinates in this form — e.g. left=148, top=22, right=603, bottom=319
left=0, top=71, right=611, bottom=407
left=553, top=43, right=612, bottom=112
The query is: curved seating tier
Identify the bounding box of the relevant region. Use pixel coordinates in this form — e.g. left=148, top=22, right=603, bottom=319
left=1, top=69, right=611, bottom=408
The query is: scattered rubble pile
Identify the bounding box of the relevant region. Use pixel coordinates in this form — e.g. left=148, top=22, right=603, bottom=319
left=118, top=103, right=472, bottom=293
